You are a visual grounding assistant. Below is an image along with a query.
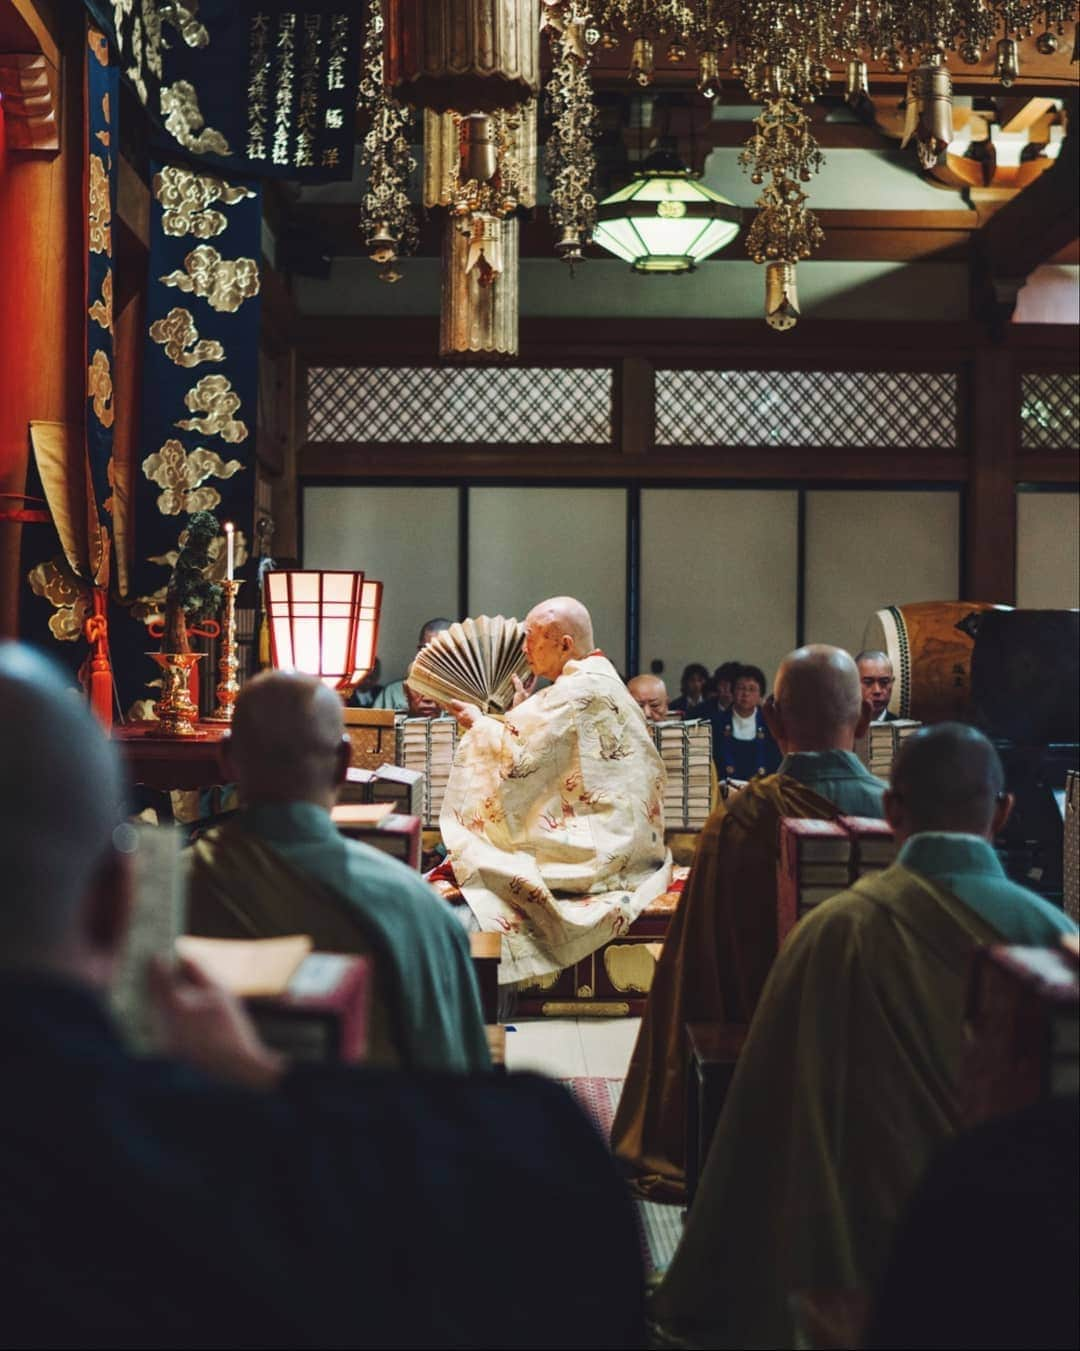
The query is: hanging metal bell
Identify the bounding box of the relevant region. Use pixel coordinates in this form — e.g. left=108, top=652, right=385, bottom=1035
left=461, top=113, right=498, bottom=183
left=845, top=59, right=869, bottom=106
left=367, top=221, right=400, bottom=265
left=994, top=37, right=1020, bottom=88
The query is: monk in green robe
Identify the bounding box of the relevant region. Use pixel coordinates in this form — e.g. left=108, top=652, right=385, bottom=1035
left=187, top=672, right=490, bottom=1073
left=651, top=723, right=1078, bottom=1349
left=613, top=645, right=884, bottom=1199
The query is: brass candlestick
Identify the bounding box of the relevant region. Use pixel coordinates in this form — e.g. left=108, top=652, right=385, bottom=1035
left=205, top=579, right=243, bottom=723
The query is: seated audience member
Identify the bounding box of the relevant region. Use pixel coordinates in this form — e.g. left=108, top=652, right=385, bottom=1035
left=701, top=659, right=740, bottom=716
left=711, top=663, right=782, bottom=781
left=612, top=645, right=884, bottom=1199
left=442, top=596, right=671, bottom=988
left=0, top=643, right=644, bottom=1351
left=374, top=617, right=452, bottom=713
left=187, top=670, right=489, bottom=1072
left=670, top=663, right=710, bottom=717
left=650, top=723, right=1078, bottom=1349
left=628, top=673, right=677, bottom=722
left=865, top=1097, right=1079, bottom=1351
left=347, top=658, right=384, bottom=709
left=856, top=648, right=898, bottom=722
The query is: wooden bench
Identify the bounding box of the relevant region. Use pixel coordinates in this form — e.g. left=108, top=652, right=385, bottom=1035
left=469, top=931, right=501, bottom=1024
left=685, top=1020, right=749, bottom=1207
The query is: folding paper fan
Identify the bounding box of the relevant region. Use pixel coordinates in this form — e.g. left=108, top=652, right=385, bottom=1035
left=406, top=615, right=529, bottom=715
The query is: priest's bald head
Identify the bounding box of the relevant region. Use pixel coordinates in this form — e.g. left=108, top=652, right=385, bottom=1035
left=524, top=597, right=595, bottom=681
left=765, top=645, right=872, bottom=754
left=628, top=674, right=670, bottom=722
left=886, top=722, right=1013, bottom=843
left=0, top=643, right=130, bottom=984
left=226, top=670, right=350, bottom=810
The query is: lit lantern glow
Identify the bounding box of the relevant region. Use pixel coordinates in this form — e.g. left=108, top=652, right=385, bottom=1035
left=592, top=164, right=742, bottom=275
left=264, top=570, right=383, bottom=695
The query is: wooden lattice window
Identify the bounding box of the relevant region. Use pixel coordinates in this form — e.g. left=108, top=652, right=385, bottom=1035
left=307, top=365, right=613, bottom=445
left=1019, top=372, right=1080, bottom=451
left=655, top=369, right=958, bottom=449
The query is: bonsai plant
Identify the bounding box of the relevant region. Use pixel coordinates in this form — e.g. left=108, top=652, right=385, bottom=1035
left=162, top=510, right=223, bottom=653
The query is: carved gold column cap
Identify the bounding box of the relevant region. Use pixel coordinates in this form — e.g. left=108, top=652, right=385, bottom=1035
left=385, top=0, right=540, bottom=113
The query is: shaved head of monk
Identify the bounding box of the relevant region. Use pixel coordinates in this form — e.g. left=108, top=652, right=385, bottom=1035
left=766, top=644, right=871, bottom=754
left=227, top=670, right=350, bottom=809
left=886, top=721, right=1013, bottom=843
left=0, top=642, right=129, bottom=982
left=524, top=597, right=595, bottom=681
left=628, top=674, right=670, bottom=722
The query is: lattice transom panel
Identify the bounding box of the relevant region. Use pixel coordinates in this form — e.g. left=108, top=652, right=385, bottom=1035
left=1020, top=373, right=1080, bottom=451
left=307, top=366, right=613, bottom=445
left=656, top=369, right=958, bottom=449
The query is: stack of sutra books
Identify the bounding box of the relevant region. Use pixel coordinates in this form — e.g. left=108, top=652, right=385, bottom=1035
left=650, top=719, right=713, bottom=831
left=776, top=816, right=900, bottom=942
left=395, top=715, right=458, bottom=828
left=858, top=719, right=922, bottom=779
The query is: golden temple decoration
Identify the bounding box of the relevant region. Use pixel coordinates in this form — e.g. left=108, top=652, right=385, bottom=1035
left=424, top=103, right=537, bottom=217
left=175, top=374, right=249, bottom=443
left=358, top=0, right=418, bottom=279
left=542, top=3, right=598, bottom=265
left=142, top=438, right=243, bottom=516
left=587, top=0, right=1078, bottom=325
left=603, top=942, right=660, bottom=993
left=28, top=558, right=93, bottom=644
left=89, top=270, right=114, bottom=334
left=901, top=53, right=955, bottom=171
left=148, top=307, right=225, bottom=367
left=88, top=155, right=112, bottom=255
left=160, top=80, right=231, bottom=157
left=154, top=164, right=254, bottom=239
left=88, top=350, right=115, bottom=428
left=385, top=0, right=541, bottom=113
left=440, top=214, right=520, bottom=359
left=160, top=245, right=260, bottom=313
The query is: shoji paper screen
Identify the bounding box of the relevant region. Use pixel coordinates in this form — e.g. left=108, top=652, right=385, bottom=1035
left=640, top=488, right=799, bottom=691
left=1017, top=491, right=1080, bottom=609
left=804, top=489, right=961, bottom=655
left=303, top=486, right=460, bottom=685
left=468, top=488, right=627, bottom=669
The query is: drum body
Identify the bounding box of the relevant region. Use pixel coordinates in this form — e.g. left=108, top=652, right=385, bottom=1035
left=863, top=602, right=1009, bottom=724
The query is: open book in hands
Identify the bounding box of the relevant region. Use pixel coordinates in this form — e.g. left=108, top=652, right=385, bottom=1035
left=406, top=615, right=530, bottom=715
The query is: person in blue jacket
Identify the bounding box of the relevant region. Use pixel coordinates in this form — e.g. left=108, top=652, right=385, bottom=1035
left=712, top=663, right=782, bottom=781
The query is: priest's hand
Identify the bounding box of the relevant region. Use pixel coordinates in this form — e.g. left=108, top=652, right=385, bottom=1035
left=449, top=699, right=482, bottom=730
left=510, top=673, right=537, bottom=708
left=147, top=955, right=285, bottom=1091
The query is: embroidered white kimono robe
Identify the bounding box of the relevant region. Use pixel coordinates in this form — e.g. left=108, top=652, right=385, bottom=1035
left=441, top=654, right=673, bottom=984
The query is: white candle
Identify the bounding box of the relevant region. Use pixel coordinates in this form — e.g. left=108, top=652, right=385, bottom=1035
left=225, top=521, right=235, bottom=581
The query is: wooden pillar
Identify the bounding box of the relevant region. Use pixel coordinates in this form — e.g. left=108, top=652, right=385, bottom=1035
left=966, top=346, right=1017, bottom=605
left=0, top=3, right=82, bottom=636
left=617, top=356, right=654, bottom=457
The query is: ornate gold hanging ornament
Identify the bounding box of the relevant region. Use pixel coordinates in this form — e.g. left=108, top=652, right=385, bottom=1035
left=587, top=0, right=1078, bottom=326
left=425, top=98, right=536, bottom=359
left=384, top=0, right=541, bottom=112
left=542, top=1, right=599, bottom=266
left=358, top=0, right=418, bottom=281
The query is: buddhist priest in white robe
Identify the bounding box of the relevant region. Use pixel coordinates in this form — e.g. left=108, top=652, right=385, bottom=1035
left=441, top=597, right=672, bottom=985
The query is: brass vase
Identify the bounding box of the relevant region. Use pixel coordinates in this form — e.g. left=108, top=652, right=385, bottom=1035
left=147, top=652, right=205, bottom=737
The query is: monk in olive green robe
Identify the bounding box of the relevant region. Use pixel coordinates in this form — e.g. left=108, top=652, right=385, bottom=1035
left=650, top=723, right=1078, bottom=1349
left=613, top=646, right=883, bottom=1199
left=186, top=672, right=490, bottom=1074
